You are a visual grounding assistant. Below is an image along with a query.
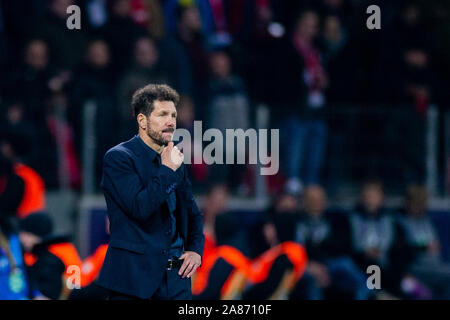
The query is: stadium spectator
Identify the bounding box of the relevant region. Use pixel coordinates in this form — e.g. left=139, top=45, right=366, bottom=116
left=175, top=4, right=208, bottom=85
left=0, top=99, right=38, bottom=165
left=192, top=183, right=232, bottom=300
left=242, top=192, right=304, bottom=299
left=129, top=0, right=165, bottom=39
left=317, top=0, right=356, bottom=32
left=379, top=6, right=434, bottom=183
left=260, top=192, right=300, bottom=252
left=202, top=183, right=230, bottom=247
left=117, top=36, right=170, bottom=141
left=176, top=95, right=196, bottom=134
left=261, top=187, right=370, bottom=299
left=292, top=186, right=370, bottom=299
left=0, top=152, right=25, bottom=222
left=277, top=9, right=328, bottom=195
left=0, top=215, right=29, bottom=300
left=7, top=39, right=53, bottom=124
left=19, top=212, right=81, bottom=300
left=5, top=39, right=77, bottom=190
left=320, top=14, right=358, bottom=102
left=206, top=51, right=250, bottom=132
left=100, top=0, right=147, bottom=77
left=34, top=0, right=87, bottom=71
left=205, top=183, right=249, bottom=253
left=349, top=180, right=396, bottom=268
left=348, top=179, right=405, bottom=297
left=0, top=135, right=46, bottom=217
left=71, top=39, right=118, bottom=187
left=0, top=153, right=29, bottom=300
left=44, top=91, right=82, bottom=190
left=205, top=50, right=250, bottom=193
left=161, top=5, right=208, bottom=100
left=394, top=185, right=450, bottom=299
left=376, top=2, right=436, bottom=109
left=174, top=95, right=210, bottom=189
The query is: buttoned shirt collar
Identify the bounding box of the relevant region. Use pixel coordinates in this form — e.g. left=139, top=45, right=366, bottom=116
left=136, top=134, right=161, bottom=165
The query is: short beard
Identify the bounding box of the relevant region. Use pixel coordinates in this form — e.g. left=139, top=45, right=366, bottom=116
left=146, top=127, right=167, bottom=146
left=146, top=122, right=172, bottom=146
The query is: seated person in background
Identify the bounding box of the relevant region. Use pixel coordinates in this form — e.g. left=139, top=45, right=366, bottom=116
left=290, top=186, right=370, bottom=300
left=394, top=185, right=450, bottom=299
left=194, top=183, right=244, bottom=300
left=0, top=150, right=25, bottom=221
left=19, top=212, right=81, bottom=300
left=260, top=192, right=300, bottom=252
left=0, top=152, right=29, bottom=300
left=0, top=133, right=46, bottom=218
left=0, top=221, right=29, bottom=300
left=242, top=192, right=300, bottom=300
left=201, top=183, right=230, bottom=248
left=349, top=179, right=400, bottom=296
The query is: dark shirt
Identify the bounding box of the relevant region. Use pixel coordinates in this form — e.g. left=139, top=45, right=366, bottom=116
left=294, top=210, right=352, bottom=262
left=137, top=135, right=184, bottom=258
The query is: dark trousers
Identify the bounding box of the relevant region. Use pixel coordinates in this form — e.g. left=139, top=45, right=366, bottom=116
left=108, top=268, right=192, bottom=300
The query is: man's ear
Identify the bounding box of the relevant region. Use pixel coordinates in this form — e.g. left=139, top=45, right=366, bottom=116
left=137, top=113, right=147, bottom=130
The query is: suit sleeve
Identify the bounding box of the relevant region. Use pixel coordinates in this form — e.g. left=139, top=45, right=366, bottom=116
left=102, top=149, right=183, bottom=221
left=183, top=166, right=205, bottom=259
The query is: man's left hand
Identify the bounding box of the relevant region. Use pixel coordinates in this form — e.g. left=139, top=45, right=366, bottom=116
left=178, top=251, right=201, bottom=278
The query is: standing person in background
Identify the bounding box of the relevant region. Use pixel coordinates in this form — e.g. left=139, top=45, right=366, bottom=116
left=173, top=95, right=209, bottom=190
left=205, top=50, right=250, bottom=194
left=34, top=0, right=87, bottom=71
left=100, top=0, right=147, bottom=77
left=117, top=37, right=171, bottom=141
left=6, top=39, right=54, bottom=125
left=206, top=51, right=250, bottom=134
left=276, top=9, right=328, bottom=195
left=97, top=84, right=204, bottom=300
left=162, top=4, right=208, bottom=100
left=71, top=39, right=118, bottom=188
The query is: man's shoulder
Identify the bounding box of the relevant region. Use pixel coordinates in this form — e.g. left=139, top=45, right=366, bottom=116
left=104, top=137, right=139, bottom=162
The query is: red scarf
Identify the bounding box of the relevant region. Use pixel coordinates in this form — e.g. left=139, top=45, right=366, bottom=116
left=292, top=36, right=325, bottom=93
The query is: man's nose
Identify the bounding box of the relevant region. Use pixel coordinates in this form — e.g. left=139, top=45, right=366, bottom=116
left=166, top=118, right=176, bottom=127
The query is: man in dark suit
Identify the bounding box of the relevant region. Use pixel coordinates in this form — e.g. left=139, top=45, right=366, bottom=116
left=97, top=84, right=204, bottom=300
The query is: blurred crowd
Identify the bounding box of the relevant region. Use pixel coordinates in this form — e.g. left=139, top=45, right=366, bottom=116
left=1, top=0, right=450, bottom=300
left=1, top=0, right=449, bottom=194
left=196, top=181, right=450, bottom=300
left=1, top=175, right=450, bottom=299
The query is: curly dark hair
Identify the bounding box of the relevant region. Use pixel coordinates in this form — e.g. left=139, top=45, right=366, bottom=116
left=131, top=84, right=180, bottom=118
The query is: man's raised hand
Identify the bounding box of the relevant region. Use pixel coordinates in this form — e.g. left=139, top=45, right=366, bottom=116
left=161, top=141, right=184, bottom=171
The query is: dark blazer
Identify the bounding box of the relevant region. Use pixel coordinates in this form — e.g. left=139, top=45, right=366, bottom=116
left=96, top=135, right=204, bottom=299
